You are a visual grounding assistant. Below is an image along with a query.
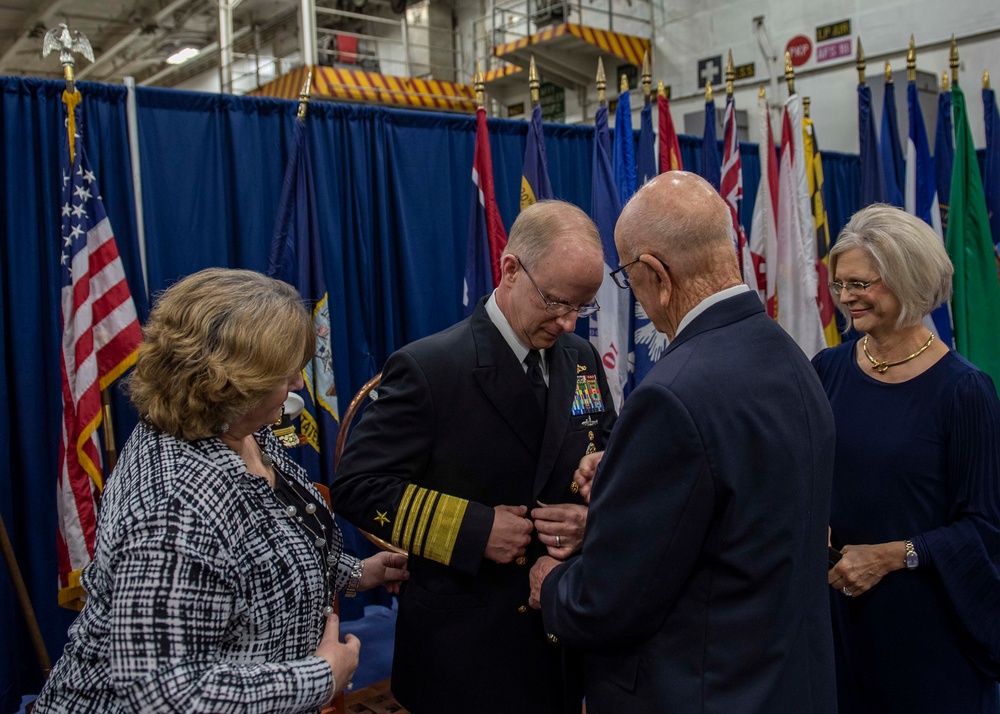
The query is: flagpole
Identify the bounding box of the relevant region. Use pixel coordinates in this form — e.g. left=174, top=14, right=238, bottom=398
left=44, top=27, right=127, bottom=477
left=0, top=514, right=51, bottom=677
left=529, top=55, right=539, bottom=109
left=642, top=50, right=652, bottom=108
left=856, top=38, right=866, bottom=86
left=949, top=36, right=959, bottom=88
left=907, top=36, right=916, bottom=84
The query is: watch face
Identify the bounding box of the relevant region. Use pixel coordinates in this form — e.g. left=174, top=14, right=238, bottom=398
left=906, top=552, right=919, bottom=569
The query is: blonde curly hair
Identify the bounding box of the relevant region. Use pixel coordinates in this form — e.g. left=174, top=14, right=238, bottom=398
left=128, top=268, right=315, bottom=440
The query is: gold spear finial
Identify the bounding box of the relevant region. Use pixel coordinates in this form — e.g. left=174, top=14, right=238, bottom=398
left=658, top=81, right=669, bottom=99
left=529, top=55, right=540, bottom=106
left=475, top=61, right=485, bottom=107
left=642, top=50, right=652, bottom=105
left=803, top=96, right=811, bottom=118
left=942, top=71, right=950, bottom=91
left=705, top=80, right=713, bottom=102
left=986, top=70, right=992, bottom=90
left=856, top=37, right=867, bottom=85
left=725, top=49, right=735, bottom=97
left=907, top=36, right=916, bottom=83
left=620, top=74, right=629, bottom=94
left=784, top=51, right=795, bottom=95
left=885, top=61, right=894, bottom=84
left=949, top=36, right=959, bottom=87
left=296, top=69, right=314, bottom=119
left=596, top=57, right=607, bottom=105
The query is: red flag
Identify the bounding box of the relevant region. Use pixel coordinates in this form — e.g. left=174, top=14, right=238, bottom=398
left=58, top=90, right=141, bottom=608
left=657, top=93, right=683, bottom=172
left=463, top=106, right=508, bottom=314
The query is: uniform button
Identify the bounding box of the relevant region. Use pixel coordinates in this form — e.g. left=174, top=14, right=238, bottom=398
left=515, top=556, right=527, bottom=566
left=547, top=633, right=559, bottom=643
left=517, top=605, right=528, bottom=614
left=570, top=481, right=580, bottom=494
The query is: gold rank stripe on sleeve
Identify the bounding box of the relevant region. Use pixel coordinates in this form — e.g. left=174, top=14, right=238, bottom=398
left=392, top=484, right=469, bottom=565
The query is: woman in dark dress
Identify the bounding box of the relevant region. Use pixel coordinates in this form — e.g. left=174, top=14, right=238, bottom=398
left=812, top=205, right=1000, bottom=714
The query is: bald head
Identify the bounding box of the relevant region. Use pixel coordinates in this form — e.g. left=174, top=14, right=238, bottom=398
left=616, top=171, right=738, bottom=283
left=614, top=172, right=742, bottom=336
left=503, top=199, right=602, bottom=266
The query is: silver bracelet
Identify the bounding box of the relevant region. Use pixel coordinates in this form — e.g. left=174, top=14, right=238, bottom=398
left=344, top=559, right=364, bottom=598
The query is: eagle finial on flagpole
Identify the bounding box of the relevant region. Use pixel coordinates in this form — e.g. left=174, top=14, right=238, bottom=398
left=942, top=71, right=950, bottom=92
left=705, top=80, right=713, bottom=103
left=658, top=80, right=669, bottom=100
left=985, top=70, right=992, bottom=90
left=42, top=22, right=94, bottom=93
left=885, top=61, right=894, bottom=85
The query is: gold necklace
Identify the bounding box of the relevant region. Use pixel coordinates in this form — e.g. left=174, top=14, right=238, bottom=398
left=863, top=333, right=935, bottom=374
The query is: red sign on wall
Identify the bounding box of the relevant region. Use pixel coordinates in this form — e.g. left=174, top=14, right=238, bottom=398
left=785, top=35, right=813, bottom=67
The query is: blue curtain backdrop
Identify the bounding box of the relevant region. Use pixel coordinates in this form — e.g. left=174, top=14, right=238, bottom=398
left=1, top=74, right=864, bottom=710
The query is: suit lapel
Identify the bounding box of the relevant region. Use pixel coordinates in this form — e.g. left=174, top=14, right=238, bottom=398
left=533, top=339, right=577, bottom=498
left=469, top=303, right=545, bottom=455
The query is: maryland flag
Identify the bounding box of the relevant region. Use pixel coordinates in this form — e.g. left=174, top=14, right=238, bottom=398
left=803, top=115, right=839, bottom=347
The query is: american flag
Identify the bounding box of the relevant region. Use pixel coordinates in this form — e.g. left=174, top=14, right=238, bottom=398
left=720, top=95, right=758, bottom=293
left=57, top=90, right=141, bottom=608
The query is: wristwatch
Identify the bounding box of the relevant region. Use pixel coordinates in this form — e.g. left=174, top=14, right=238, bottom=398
left=345, top=559, right=364, bottom=598
left=903, top=539, right=919, bottom=570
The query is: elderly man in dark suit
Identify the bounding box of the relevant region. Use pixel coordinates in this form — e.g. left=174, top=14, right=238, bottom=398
left=331, top=200, right=617, bottom=714
left=530, top=172, right=837, bottom=713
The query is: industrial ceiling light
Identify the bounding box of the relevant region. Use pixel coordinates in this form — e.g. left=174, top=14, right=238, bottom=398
left=165, top=46, right=200, bottom=65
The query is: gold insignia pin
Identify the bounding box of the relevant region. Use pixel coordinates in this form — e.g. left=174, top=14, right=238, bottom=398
left=586, top=443, right=597, bottom=455
left=577, top=364, right=587, bottom=373
left=374, top=510, right=390, bottom=527
left=588, top=430, right=595, bottom=441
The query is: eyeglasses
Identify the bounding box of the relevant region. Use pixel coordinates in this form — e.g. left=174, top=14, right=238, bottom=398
left=515, top=256, right=601, bottom=318
left=828, top=278, right=882, bottom=296
left=610, top=255, right=670, bottom=289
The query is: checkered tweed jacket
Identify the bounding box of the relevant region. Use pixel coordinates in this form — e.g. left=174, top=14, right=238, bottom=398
left=34, top=422, right=360, bottom=714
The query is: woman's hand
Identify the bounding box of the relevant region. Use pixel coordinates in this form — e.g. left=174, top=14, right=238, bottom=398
left=828, top=541, right=906, bottom=597
left=359, top=551, right=409, bottom=595
left=314, top=614, right=360, bottom=702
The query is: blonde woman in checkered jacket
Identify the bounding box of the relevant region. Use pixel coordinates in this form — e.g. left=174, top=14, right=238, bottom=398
left=34, top=268, right=409, bottom=714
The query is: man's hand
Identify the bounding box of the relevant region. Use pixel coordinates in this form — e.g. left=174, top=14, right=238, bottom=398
left=573, top=450, right=604, bottom=503
left=531, top=502, right=587, bottom=557
left=528, top=556, right=561, bottom=609
left=314, top=614, right=360, bottom=702
left=484, top=505, right=533, bottom=563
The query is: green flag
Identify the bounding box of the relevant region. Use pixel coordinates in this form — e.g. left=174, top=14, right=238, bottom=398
left=947, top=86, right=1000, bottom=392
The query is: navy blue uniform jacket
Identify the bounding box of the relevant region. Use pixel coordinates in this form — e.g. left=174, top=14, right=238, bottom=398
left=541, top=291, right=837, bottom=713
left=332, top=299, right=616, bottom=713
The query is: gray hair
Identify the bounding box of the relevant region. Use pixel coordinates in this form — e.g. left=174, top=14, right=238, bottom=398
left=830, top=204, right=953, bottom=329
left=502, top=200, right=601, bottom=268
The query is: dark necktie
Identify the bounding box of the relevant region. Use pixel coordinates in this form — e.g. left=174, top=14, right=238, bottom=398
left=524, top=349, right=547, bottom=413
